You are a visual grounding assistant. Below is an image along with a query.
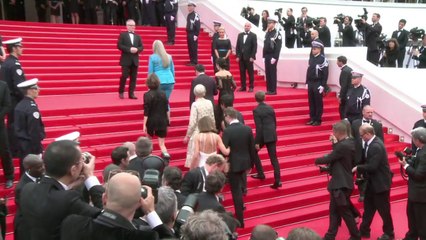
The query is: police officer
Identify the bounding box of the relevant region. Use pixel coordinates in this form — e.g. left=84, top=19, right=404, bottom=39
left=1, top=37, right=26, bottom=157
left=186, top=1, right=200, bottom=66
left=345, top=72, right=371, bottom=123
left=164, top=0, right=178, bottom=45
left=14, top=78, right=45, bottom=176
left=306, top=40, right=329, bottom=126
left=412, top=105, right=426, bottom=152
left=0, top=81, right=14, bottom=188
left=263, top=16, right=282, bottom=95
left=211, top=20, right=221, bottom=72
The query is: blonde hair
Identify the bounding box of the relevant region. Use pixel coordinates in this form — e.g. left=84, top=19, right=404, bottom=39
left=152, top=40, right=170, bottom=68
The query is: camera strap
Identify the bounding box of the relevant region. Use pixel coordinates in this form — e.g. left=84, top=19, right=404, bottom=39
left=94, top=210, right=137, bottom=230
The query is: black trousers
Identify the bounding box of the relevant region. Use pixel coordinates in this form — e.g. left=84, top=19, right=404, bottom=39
left=0, top=122, right=14, bottom=180
left=285, top=35, right=296, bottom=48
left=187, top=33, right=198, bottom=64
left=359, top=189, right=394, bottom=236
left=85, top=7, right=97, bottom=24
left=339, top=99, right=346, bottom=120
left=264, top=55, right=278, bottom=93
left=145, top=1, right=157, bottom=26
left=36, top=6, right=47, bottom=22
left=367, top=49, right=380, bottom=66
left=104, top=3, right=117, bottom=25
left=155, top=1, right=165, bottom=26
left=259, top=141, right=280, bottom=184
left=324, top=189, right=360, bottom=240
left=397, top=48, right=406, bottom=68
left=119, top=64, right=138, bottom=96
left=239, top=58, right=255, bottom=89
left=307, top=82, right=323, bottom=123
left=228, top=171, right=246, bottom=227
left=404, top=200, right=426, bottom=240
left=165, top=14, right=176, bottom=43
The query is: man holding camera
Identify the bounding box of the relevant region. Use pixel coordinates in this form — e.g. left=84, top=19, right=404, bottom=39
left=296, top=7, right=313, bottom=48
left=246, top=7, right=260, bottom=27
left=317, top=17, right=331, bottom=47
left=315, top=121, right=360, bottom=240
left=362, top=13, right=382, bottom=66
left=412, top=34, right=426, bottom=69
left=337, top=16, right=355, bottom=47
left=391, top=19, right=409, bottom=68
left=399, top=127, right=426, bottom=240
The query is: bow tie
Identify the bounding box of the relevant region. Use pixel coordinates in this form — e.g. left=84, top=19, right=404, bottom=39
left=362, top=120, right=370, bottom=124
left=245, top=32, right=249, bottom=35
left=128, top=32, right=134, bottom=34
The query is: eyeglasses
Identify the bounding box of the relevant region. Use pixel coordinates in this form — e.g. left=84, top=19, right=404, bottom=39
left=106, top=169, right=140, bottom=183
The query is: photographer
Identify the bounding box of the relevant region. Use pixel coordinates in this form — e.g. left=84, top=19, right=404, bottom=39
left=412, top=34, right=426, bottom=68
left=246, top=7, right=260, bottom=27
left=316, top=17, right=331, bottom=47
left=195, top=170, right=226, bottom=213
left=281, top=8, right=296, bottom=48
left=412, top=105, right=426, bottom=152
left=391, top=19, right=409, bottom=68
left=362, top=13, right=382, bottom=65
left=398, top=127, right=426, bottom=240
left=296, top=7, right=313, bottom=48
left=379, top=38, right=399, bottom=68
left=181, top=210, right=229, bottom=240
left=337, top=16, right=356, bottom=47
left=315, top=121, right=360, bottom=240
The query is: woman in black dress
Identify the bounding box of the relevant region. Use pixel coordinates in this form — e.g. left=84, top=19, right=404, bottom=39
left=143, top=73, right=170, bottom=157
left=215, top=57, right=236, bottom=105
left=213, top=27, right=232, bottom=70
left=69, top=0, right=79, bottom=24
left=380, top=38, right=399, bottom=68
left=48, top=0, right=61, bottom=23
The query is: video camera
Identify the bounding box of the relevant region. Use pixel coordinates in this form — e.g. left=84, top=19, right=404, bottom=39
left=240, top=6, right=252, bottom=19
left=354, top=8, right=368, bottom=29
left=173, top=193, right=199, bottom=237
left=377, top=33, right=388, bottom=52
left=307, top=18, right=320, bottom=29
left=395, top=147, right=413, bottom=181
left=319, top=165, right=331, bottom=174
left=333, top=13, right=345, bottom=24
left=274, top=8, right=283, bottom=17
left=409, top=27, right=425, bottom=42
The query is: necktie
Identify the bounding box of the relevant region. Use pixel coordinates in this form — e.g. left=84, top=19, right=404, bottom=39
left=364, top=141, right=369, bottom=158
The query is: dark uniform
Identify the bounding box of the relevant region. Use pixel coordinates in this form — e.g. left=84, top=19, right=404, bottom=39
left=186, top=8, right=200, bottom=65
left=14, top=96, right=45, bottom=175
left=263, top=26, right=282, bottom=94
left=211, top=31, right=220, bottom=72
left=0, top=81, right=14, bottom=183
left=345, top=85, right=371, bottom=123
left=164, top=0, right=178, bottom=44
left=103, top=0, right=118, bottom=25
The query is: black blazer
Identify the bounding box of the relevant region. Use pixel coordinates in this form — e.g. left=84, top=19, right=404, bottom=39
left=315, top=138, right=355, bottom=191
left=356, top=137, right=392, bottom=193
left=20, top=177, right=103, bottom=240
left=0, top=81, right=11, bottom=121
left=352, top=118, right=384, bottom=164
left=406, top=146, right=426, bottom=202
left=189, top=74, right=217, bottom=108
left=253, top=102, right=277, bottom=144
left=338, top=23, right=355, bottom=47
left=181, top=167, right=206, bottom=196
left=339, top=65, right=352, bottom=102
left=247, top=14, right=260, bottom=27
left=364, top=22, right=382, bottom=51
left=236, top=31, right=257, bottom=61
left=412, top=119, right=426, bottom=152
left=282, top=15, right=296, bottom=37
left=391, top=29, right=409, bottom=50
left=117, top=31, right=143, bottom=67
left=196, top=192, right=225, bottom=213
left=222, top=122, right=255, bottom=173
left=317, top=25, right=331, bottom=47
left=14, top=173, right=35, bottom=240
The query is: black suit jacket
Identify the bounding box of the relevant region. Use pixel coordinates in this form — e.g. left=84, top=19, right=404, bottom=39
left=317, top=25, right=331, bottom=47
left=222, top=122, right=255, bottom=172
left=406, top=145, right=426, bottom=202
left=0, top=81, right=11, bottom=121
left=189, top=74, right=217, bottom=108
left=412, top=119, right=426, bottom=152
left=236, top=31, right=257, bottom=61
left=117, top=31, right=143, bottom=67
left=181, top=167, right=206, bottom=196
left=352, top=118, right=384, bottom=164
left=338, top=23, right=355, bottom=46
left=253, top=102, right=277, bottom=144
left=14, top=173, right=35, bottom=240
left=339, top=65, right=352, bottom=102
left=196, top=192, right=225, bottom=213
left=315, top=138, right=355, bottom=191
left=357, top=137, right=392, bottom=193
left=247, top=14, right=260, bottom=27
left=20, top=177, right=104, bottom=240
left=391, top=29, right=409, bottom=50
left=364, top=22, right=382, bottom=51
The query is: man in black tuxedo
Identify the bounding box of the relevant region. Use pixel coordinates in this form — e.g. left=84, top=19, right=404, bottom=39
left=412, top=105, right=426, bottom=152
left=282, top=8, right=296, bottom=49
left=61, top=172, right=159, bottom=240
left=117, top=19, right=144, bottom=100
left=35, top=0, right=47, bottom=22
left=296, top=7, right=313, bottom=48
left=362, top=13, right=382, bottom=66
left=252, top=91, right=280, bottom=189
left=337, top=16, right=355, bottom=47
left=336, top=56, right=352, bottom=119
left=222, top=107, right=256, bottom=227
left=236, top=22, right=257, bottom=92
left=315, top=121, right=360, bottom=240
left=181, top=154, right=226, bottom=196
left=391, top=19, right=409, bottom=68
left=189, top=64, right=217, bottom=108
left=84, top=0, right=100, bottom=24
left=14, top=154, right=45, bottom=240
left=196, top=171, right=226, bottom=213
left=0, top=81, right=14, bottom=188
left=317, top=17, right=331, bottom=47
left=352, top=124, right=394, bottom=240
left=20, top=140, right=104, bottom=240
left=399, top=127, right=426, bottom=240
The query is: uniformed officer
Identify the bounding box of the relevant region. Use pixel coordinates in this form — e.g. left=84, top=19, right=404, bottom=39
left=0, top=81, right=14, bottom=188
left=164, top=0, right=179, bottom=45
left=305, top=40, right=329, bottom=126
left=263, top=16, right=282, bottom=95
left=14, top=78, right=45, bottom=176
left=55, top=131, right=80, bottom=142
left=1, top=37, right=26, bottom=157
left=186, top=1, right=200, bottom=66
left=211, top=20, right=222, bottom=72
left=412, top=105, right=426, bottom=152
left=345, top=72, right=371, bottom=123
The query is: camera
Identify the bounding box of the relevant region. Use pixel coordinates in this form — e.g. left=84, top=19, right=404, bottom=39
left=274, top=8, right=283, bottom=17
left=377, top=33, right=388, bottom=52
left=140, top=186, right=148, bottom=199
left=409, top=27, right=425, bottom=41
left=173, top=193, right=199, bottom=237
left=81, top=152, right=91, bottom=163
left=240, top=6, right=249, bottom=18
left=319, top=165, right=331, bottom=174
left=333, top=13, right=345, bottom=24
left=354, top=7, right=368, bottom=30
left=395, top=147, right=414, bottom=181
left=306, top=18, right=320, bottom=28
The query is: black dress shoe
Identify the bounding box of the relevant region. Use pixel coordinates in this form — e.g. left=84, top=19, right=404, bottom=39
left=119, top=93, right=124, bottom=99
left=251, top=174, right=265, bottom=180
left=377, top=234, right=394, bottom=240
left=5, top=180, right=13, bottom=189
left=237, top=87, right=246, bottom=92
left=265, top=91, right=276, bottom=95
left=186, top=62, right=196, bottom=66
left=306, top=120, right=314, bottom=125
left=270, top=182, right=282, bottom=189
left=248, top=88, right=253, bottom=92
left=360, top=232, right=370, bottom=238
left=129, top=95, right=138, bottom=99
left=312, top=121, right=321, bottom=126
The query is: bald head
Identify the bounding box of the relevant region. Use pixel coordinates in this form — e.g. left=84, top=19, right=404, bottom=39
left=362, top=105, right=374, bottom=120
left=23, top=154, right=45, bottom=178
left=310, top=30, right=318, bottom=40
left=106, top=173, right=142, bottom=210
left=122, top=141, right=136, bottom=157
left=251, top=224, right=277, bottom=240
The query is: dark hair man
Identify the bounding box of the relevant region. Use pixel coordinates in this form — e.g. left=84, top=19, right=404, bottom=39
left=128, top=136, right=166, bottom=180
left=412, top=34, right=426, bottom=69
left=263, top=16, right=282, bottom=95
left=296, top=7, right=313, bottom=48
left=164, top=0, right=178, bottom=45
left=196, top=170, right=226, bottom=213
left=236, top=22, right=257, bottom=92
left=315, top=121, right=360, bottom=240
left=345, top=72, right=371, bottom=123
left=282, top=8, right=296, bottom=48
left=246, top=7, right=260, bottom=27
left=352, top=124, right=394, bottom=240
left=186, top=1, right=200, bottom=66
left=20, top=140, right=104, bottom=240
left=398, top=127, right=426, bottom=240
left=317, top=17, right=331, bottom=47
left=412, top=105, right=426, bottom=152
left=362, top=13, right=382, bottom=65
left=391, top=19, right=409, bottom=68
left=189, top=64, right=217, bottom=108
left=102, top=146, right=130, bottom=182
left=162, top=166, right=186, bottom=209
left=337, top=16, right=355, bottom=47
left=336, top=56, right=352, bottom=119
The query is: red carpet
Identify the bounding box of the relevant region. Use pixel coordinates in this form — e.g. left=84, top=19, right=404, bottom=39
left=0, top=20, right=409, bottom=240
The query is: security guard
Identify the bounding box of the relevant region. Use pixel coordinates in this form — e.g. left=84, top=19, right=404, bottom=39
left=14, top=78, right=45, bottom=176
left=345, top=72, right=371, bottom=123
left=164, top=0, right=178, bottom=45
left=263, top=16, right=282, bottom=95
left=412, top=105, right=426, bottom=152
left=186, top=1, right=200, bottom=66
left=211, top=20, right=221, bottom=72
left=0, top=81, right=14, bottom=188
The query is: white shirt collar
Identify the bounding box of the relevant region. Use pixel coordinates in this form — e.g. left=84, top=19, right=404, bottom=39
left=366, top=135, right=376, bottom=145
left=25, top=172, right=38, bottom=182
left=45, top=175, right=70, bottom=190
left=229, top=119, right=239, bottom=125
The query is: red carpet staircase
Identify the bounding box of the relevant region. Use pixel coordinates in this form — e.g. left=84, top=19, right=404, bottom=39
left=0, top=20, right=408, bottom=240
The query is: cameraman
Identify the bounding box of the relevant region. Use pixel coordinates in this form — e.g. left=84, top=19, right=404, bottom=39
left=412, top=34, right=426, bottom=68
left=412, top=105, right=426, bottom=152
left=379, top=38, right=399, bottom=68
left=316, top=17, right=331, bottom=47
left=315, top=121, right=360, bottom=240
left=296, top=7, right=313, bottom=48
left=246, top=7, right=260, bottom=27
left=337, top=16, right=355, bottom=47
left=362, top=13, right=382, bottom=65
left=398, top=127, right=426, bottom=240
left=281, top=8, right=296, bottom=48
